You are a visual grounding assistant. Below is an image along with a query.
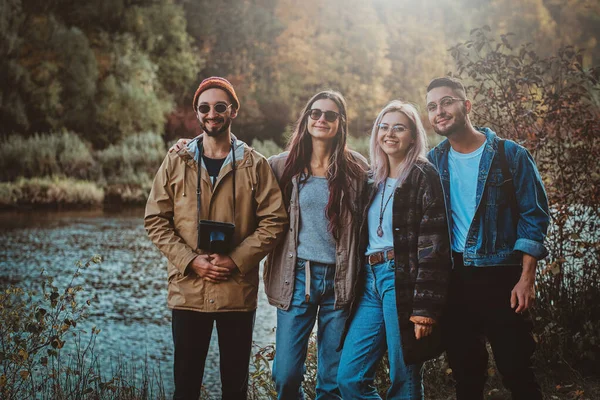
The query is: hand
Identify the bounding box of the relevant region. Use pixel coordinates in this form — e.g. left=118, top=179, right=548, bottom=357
left=511, top=275, right=535, bottom=313
left=410, top=316, right=435, bottom=340
left=209, top=254, right=238, bottom=273
left=188, top=254, right=231, bottom=283
left=415, top=323, right=433, bottom=340
left=169, top=138, right=190, bottom=153
left=511, top=254, right=537, bottom=313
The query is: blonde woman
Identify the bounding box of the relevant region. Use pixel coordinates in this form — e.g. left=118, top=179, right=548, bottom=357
left=338, top=101, right=450, bottom=399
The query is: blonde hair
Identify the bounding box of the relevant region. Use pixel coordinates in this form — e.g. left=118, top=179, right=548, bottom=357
left=369, top=100, right=429, bottom=187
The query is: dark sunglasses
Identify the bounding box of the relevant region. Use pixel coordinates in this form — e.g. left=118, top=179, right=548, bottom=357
left=197, top=102, right=232, bottom=114
left=307, top=109, right=341, bottom=122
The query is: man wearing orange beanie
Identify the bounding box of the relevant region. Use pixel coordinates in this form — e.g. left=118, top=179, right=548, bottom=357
left=146, top=77, right=287, bottom=399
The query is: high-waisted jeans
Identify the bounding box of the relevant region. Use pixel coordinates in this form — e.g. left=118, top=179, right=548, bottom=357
left=272, top=259, right=347, bottom=400
left=338, top=259, right=424, bottom=400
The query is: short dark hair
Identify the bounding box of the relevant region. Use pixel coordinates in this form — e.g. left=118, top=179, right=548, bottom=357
left=426, top=77, right=467, bottom=98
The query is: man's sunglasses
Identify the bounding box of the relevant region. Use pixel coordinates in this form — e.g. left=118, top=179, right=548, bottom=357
left=307, top=109, right=341, bottom=122
left=197, top=102, right=233, bottom=114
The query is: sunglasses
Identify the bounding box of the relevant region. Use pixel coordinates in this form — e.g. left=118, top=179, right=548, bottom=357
left=197, top=102, right=233, bottom=114
left=307, top=109, right=341, bottom=122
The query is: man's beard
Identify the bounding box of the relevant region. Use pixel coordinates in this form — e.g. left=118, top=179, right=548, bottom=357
left=433, top=121, right=460, bottom=137
left=433, top=110, right=466, bottom=137
left=200, top=117, right=231, bottom=137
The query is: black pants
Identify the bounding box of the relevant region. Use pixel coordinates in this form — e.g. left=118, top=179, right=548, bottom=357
left=442, top=254, right=542, bottom=400
left=171, top=309, right=256, bottom=400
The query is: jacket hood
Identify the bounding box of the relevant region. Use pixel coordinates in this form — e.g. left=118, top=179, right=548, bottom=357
left=180, top=133, right=247, bottom=169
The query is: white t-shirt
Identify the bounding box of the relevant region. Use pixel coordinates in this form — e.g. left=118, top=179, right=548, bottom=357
left=448, top=142, right=486, bottom=252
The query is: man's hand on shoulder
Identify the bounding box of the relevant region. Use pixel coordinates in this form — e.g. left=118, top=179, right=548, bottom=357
left=210, top=254, right=239, bottom=273
left=188, top=254, right=231, bottom=283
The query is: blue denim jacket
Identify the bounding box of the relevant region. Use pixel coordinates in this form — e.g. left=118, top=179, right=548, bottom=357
left=427, top=128, right=550, bottom=266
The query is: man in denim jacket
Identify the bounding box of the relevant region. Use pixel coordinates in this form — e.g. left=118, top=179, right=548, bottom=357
left=426, top=77, right=550, bottom=400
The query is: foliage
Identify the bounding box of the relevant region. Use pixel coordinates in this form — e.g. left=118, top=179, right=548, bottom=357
left=0, top=255, right=167, bottom=399
left=2, top=0, right=599, bottom=149
left=96, top=132, right=165, bottom=186
left=0, top=177, right=104, bottom=208
left=0, top=131, right=97, bottom=182
left=450, top=27, right=600, bottom=373
left=251, top=138, right=284, bottom=159
left=92, top=34, right=173, bottom=149
left=0, top=131, right=167, bottom=206
left=0, top=0, right=199, bottom=147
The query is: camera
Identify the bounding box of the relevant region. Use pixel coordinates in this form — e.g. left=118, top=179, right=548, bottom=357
left=198, top=220, right=235, bottom=254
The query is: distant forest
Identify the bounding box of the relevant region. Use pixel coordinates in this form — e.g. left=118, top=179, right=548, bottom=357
left=1, top=0, right=599, bottom=148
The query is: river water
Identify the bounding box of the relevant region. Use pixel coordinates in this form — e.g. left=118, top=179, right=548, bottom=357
left=0, top=208, right=278, bottom=397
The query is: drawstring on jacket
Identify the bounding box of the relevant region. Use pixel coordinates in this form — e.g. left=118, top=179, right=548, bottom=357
left=182, top=165, right=187, bottom=197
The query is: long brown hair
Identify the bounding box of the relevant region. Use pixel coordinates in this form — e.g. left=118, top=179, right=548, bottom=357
left=279, top=90, right=365, bottom=240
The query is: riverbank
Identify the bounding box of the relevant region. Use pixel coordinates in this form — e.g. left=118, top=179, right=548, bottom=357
left=0, top=131, right=163, bottom=209
left=0, top=177, right=149, bottom=209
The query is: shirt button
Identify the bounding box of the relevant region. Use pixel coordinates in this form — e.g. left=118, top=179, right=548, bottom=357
left=288, top=253, right=293, bottom=258
left=285, top=280, right=290, bottom=285
left=209, top=299, right=214, bottom=304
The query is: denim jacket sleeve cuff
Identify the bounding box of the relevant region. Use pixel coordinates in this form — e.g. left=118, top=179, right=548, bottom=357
left=514, top=238, right=548, bottom=260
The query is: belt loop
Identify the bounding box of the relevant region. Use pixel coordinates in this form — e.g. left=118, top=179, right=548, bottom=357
left=305, top=260, right=311, bottom=303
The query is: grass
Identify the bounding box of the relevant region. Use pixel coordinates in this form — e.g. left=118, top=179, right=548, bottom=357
left=0, top=177, right=104, bottom=208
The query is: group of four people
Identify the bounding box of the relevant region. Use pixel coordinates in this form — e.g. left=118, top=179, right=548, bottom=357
left=145, top=75, right=550, bottom=400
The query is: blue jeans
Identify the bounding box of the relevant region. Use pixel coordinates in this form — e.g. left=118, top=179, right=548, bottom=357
left=338, top=260, right=424, bottom=400
left=273, top=259, right=347, bottom=400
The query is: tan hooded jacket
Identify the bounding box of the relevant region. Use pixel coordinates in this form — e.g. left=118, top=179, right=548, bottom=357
left=145, top=134, right=288, bottom=312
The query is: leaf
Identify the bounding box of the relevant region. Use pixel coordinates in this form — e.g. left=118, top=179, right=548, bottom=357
left=20, top=370, right=30, bottom=380
left=18, top=349, right=29, bottom=360
left=51, top=337, right=65, bottom=349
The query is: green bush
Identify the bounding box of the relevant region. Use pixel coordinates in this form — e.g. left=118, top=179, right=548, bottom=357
left=96, top=132, right=165, bottom=186
left=251, top=138, right=284, bottom=159
left=0, top=177, right=104, bottom=207
left=0, top=132, right=97, bottom=181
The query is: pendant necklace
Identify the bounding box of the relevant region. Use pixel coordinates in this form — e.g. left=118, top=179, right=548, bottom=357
left=377, top=181, right=394, bottom=237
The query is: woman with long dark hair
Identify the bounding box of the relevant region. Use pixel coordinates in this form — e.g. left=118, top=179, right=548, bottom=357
left=337, top=100, right=450, bottom=399
left=265, top=90, right=368, bottom=399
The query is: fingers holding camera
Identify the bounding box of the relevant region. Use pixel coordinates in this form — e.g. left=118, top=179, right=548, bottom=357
left=189, top=255, right=231, bottom=282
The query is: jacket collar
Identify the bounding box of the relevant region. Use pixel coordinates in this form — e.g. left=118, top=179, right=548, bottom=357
left=179, top=133, right=251, bottom=170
